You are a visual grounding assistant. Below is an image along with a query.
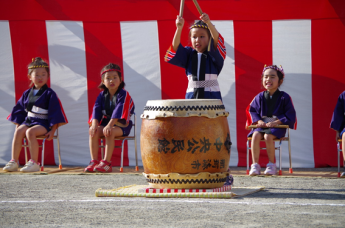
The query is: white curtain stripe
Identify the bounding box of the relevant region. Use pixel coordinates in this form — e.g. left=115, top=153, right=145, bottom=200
left=46, top=21, right=90, bottom=166
left=0, top=21, right=15, bottom=164
left=213, top=21, right=238, bottom=166
left=121, top=21, right=162, bottom=166
left=273, top=20, right=314, bottom=167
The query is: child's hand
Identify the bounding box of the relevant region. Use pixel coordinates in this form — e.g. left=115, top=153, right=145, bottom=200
left=256, top=120, right=266, bottom=128
left=44, top=131, right=54, bottom=141
left=89, top=126, right=98, bottom=137
left=176, top=15, right=184, bottom=28
left=200, top=13, right=210, bottom=24
left=266, top=121, right=278, bottom=128
left=103, top=125, right=112, bottom=137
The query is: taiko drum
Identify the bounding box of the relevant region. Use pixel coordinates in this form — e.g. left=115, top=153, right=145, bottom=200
left=140, top=99, right=231, bottom=189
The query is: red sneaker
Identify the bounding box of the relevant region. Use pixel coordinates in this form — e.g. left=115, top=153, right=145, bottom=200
left=84, top=160, right=100, bottom=173
left=94, top=160, right=112, bottom=173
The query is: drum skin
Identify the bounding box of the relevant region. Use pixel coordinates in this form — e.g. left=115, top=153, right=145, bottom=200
left=140, top=115, right=231, bottom=174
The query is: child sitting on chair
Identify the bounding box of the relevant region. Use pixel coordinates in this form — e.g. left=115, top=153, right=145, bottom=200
left=85, top=63, right=135, bottom=173
left=330, top=90, right=345, bottom=177
left=247, top=65, right=296, bottom=176
left=3, top=57, right=68, bottom=172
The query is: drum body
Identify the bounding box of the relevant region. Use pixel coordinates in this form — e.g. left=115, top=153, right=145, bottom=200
left=140, top=99, right=231, bottom=189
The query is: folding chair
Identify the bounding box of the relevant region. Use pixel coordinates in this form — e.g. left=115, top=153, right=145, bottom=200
left=246, top=125, right=292, bottom=175
left=337, top=139, right=343, bottom=178
left=99, top=114, right=138, bottom=172
left=23, top=128, right=62, bottom=171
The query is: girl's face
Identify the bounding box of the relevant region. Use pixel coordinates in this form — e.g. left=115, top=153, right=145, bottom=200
left=28, top=68, right=49, bottom=89
left=190, top=28, right=210, bottom=53
left=262, top=69, right=281, bottom=94
left=102, top=71, right=121, bottom=92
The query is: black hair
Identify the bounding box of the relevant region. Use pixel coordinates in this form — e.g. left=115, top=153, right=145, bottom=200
left=188, top=20, right=211, bottom=40
left=261, top=65, right=284, bottom=87
left=28, top=57, right=50, bottom=75
left=98, top=63, right=125, bottom=92
left=27, top=57, right=50, bottom=87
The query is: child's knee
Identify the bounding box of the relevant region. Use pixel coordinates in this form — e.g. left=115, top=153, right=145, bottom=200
left=252, top=132, right=262, bottom=140
left=14, top=127, right=26, bottom=137
left=25, top=129, right=35, bottom=139
left=264, top=134, right=276, bottom=142
left=104, top=129, right=116, bottom=139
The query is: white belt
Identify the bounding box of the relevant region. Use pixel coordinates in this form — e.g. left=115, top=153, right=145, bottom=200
left=262, top=116, right=278, bottom=123
left=31, top=105, right=48, bottom=114
left=28, top=112, right=48, bottom=119
left=188, top=80, right=219, bottom=89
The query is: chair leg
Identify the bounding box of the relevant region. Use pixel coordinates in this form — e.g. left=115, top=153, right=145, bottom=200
left=41, top=138, right=46, bottom=171
left=24, top=138, right=28, bottom=163
left=338, top=142, right=341, bottom=178
left=134, top=114, right=139, bottom=171
left=57, top=136, right=62, bottom=170
left=135, top=134, right=138, bottom=171
left=246, top=140, right=250, bottom=175
left=101, top=139, right=104, bottom=160
left=279, top=141, right=282, bottom=175
left=120, top=139, right=125, bottom=172
left=288, top=129, right=293, bottom=173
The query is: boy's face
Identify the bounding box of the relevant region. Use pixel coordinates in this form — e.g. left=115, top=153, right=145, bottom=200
left=190, top=28, right=210, bottom=53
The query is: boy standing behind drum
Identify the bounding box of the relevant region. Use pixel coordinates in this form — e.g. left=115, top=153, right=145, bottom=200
left=164, top=13, right=226, bottom=100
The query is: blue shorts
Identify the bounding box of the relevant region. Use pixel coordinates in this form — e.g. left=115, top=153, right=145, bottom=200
left=100, top=119, right=133, bottom=136
left=23, top=123, right=50, bottom=133
left=23, top=118, right=50, bottom=132
left=121, top=121, right=133, bottom=136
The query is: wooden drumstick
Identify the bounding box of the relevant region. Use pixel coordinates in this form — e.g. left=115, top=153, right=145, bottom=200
left=179, top=0, right=185, bottom=17
left=177, top=0, right=185, bottom=26
left=192, top=0, right=203, bottom=16
left=192, top=0, right=210, bottom=50
left=248, top=125, right=289, bottom=129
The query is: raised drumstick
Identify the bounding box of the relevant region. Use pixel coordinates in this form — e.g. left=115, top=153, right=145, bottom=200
left=177, top=0, right=185, bottom=26
left=192, top=0, right=211, bottom=51
left=179, top=0, right=185, bottom=17
left=192, top=0, right=203, bottom=15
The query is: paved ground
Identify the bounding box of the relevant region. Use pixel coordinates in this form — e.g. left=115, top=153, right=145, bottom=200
left=0, top=170, right=345, bottom=227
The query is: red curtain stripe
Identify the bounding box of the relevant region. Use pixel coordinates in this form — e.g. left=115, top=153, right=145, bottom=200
left=311, top=18, right=345, bottom=167
left=234, top=21, right=273, bottom=167
left=9, top=20, right=55, bottom=165
left=84, top=22, right=128, bottom=166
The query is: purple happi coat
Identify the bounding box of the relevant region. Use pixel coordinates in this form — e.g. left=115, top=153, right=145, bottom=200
left=330, top=91, right=345, bottom=137
left=246, top=90, right=297, bottom=139
left=7, top=84, right=68, bottom=131
left=89, top=88, right=135, bottom=127
left=164, top=34, right=226, bottom=100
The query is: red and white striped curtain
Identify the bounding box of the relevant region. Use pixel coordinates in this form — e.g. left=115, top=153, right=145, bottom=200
left=0, top=0, right=344, bottom=168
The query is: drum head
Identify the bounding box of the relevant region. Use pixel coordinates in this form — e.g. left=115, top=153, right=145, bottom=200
left=141, top=99, right=229, bottom=119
